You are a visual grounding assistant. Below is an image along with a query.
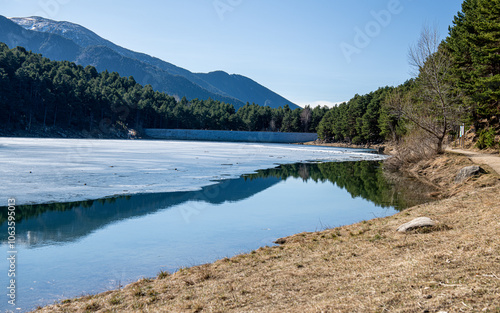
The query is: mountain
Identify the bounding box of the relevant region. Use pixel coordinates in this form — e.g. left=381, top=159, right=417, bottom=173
left=0, top=16, right=244, bottom=107
left=0, top=15, right=81, bottom=61
left=195, top=71, right=294, bottom=109
left=2, top=16, right=299, bottom=109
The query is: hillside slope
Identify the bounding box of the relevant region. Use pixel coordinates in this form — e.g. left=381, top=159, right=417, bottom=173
left=4, top=15, right=298, bottom=109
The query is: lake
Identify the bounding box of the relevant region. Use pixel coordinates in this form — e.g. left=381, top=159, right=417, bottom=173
left=0, top=160, right=435, bottom=312
left=0, top=138, right=387, bottom=206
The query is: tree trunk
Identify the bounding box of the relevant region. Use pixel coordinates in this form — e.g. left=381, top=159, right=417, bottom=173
left=437, top=137, right=444, bottom=154
left=43, top=106, right=48, bottom=127
left=53, top=105, right=58, bottom=127
left=28, top=111, right=32, bottom=131
left=68, top=109, right=73, bottom=128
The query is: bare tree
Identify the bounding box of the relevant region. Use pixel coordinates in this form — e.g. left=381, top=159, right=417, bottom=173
left=398, top=26, right=465, bottom=153
left=300, top=106, right=312, bottom=132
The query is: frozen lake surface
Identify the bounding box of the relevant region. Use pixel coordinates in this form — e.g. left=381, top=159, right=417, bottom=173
left=0, top=138, right=385, bottom=205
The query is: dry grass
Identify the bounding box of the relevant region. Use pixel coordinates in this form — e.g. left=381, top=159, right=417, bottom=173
left=401, top=152, right=499, bottom=200
left=32, top=154, right=500, bottom=313
left=384, top=128, right=440, bottom=171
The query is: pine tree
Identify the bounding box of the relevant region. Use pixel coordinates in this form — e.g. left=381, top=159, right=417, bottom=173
left=446, top=0, right=500, bottom=125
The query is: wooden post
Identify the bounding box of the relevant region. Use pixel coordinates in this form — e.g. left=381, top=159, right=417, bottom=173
left=460, top=124, right=465, bottom=148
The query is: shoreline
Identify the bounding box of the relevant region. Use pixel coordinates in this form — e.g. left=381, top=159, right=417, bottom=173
left=31, top=151, right=500, bottom=312
left=300, top=140, right=386, bottom=149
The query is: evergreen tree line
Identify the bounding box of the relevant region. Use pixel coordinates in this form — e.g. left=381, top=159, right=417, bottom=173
left=317, top=0, right=499, bottom=150
left=317, top=87, right=394, bottom=144
left=0, top=43, right=328, bottom=135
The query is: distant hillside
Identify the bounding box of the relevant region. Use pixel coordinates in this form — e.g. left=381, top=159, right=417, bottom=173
left=195, top=71, right=294, bottom=110
left=2, top=15, right=299, bottom=109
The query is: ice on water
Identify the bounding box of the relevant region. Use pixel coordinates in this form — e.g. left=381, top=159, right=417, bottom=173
left=0, top=138, right=386, bottom=205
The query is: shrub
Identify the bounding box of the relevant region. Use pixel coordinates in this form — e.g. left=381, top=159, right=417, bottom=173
left=351, top=136, right=363, bottom=145
left=384, top=127, right=437, bottom=171
left=476, top=128, right=497, bottom=149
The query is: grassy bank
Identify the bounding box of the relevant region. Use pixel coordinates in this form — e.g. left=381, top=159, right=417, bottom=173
left=33, top=153, right=500, bottom=313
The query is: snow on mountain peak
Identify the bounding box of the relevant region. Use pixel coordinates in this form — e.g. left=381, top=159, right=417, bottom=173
left=11, top=16, right=56, bottom=32
left=9, top=16, right=106, bottom=48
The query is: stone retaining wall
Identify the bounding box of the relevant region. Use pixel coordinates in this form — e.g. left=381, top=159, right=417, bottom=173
left=144, top=129, right=317, bottom=143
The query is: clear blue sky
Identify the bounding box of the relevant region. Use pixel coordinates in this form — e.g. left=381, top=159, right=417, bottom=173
left=1, top=0, right=464, bottom=107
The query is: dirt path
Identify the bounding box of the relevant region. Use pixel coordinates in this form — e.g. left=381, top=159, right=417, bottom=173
left=446, top=147, right=500, bottom=175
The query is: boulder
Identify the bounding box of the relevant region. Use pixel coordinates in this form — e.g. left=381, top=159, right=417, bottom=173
left=455, top=165, right=482, bottom=183
left=274, top=238, right=287, bottom=245
left=397, top=217, right=436, bottom=232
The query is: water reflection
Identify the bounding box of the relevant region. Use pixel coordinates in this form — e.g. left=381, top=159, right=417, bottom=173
left=0, top=161, right=434, bottom=248
left=245, top=161, right=436, bottom=210
left=0, top=176, right=281, bottom=247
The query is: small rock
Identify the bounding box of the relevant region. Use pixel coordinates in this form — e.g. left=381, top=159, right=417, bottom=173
left=397, top=217, right=436, bottom=232
left=455, top=165, right=482, bottom=183
left=428, top=191, right=441, bottom=198
left=274, top=238, right=287, bottom=245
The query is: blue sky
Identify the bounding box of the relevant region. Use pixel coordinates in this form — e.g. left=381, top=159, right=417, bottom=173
left=1, top=0, right=464, bottom=107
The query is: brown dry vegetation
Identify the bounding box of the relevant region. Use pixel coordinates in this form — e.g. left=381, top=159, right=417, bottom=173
left=32, top=153, right=500, bottom=313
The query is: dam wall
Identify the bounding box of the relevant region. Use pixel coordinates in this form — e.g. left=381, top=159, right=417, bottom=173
left=144, top=129, right=318, bottom=143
